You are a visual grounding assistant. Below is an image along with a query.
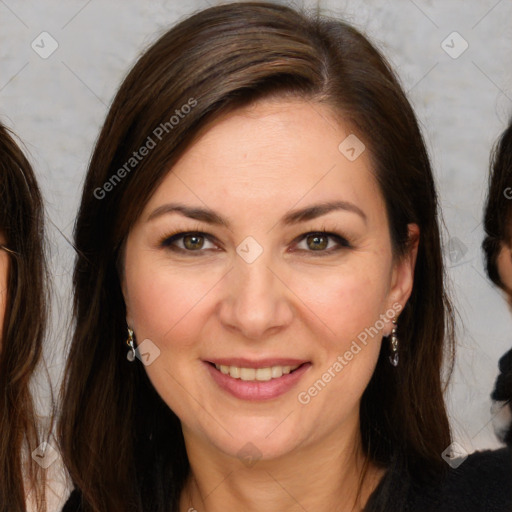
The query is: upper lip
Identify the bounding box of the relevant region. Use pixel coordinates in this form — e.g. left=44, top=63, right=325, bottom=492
left=205, top=358, right=309, bottom=369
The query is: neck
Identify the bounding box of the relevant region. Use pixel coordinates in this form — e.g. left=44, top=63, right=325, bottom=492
left=179, top=419, right=385, bottom=512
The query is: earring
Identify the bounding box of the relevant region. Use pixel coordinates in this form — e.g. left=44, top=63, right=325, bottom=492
left=126, top=327, right=136, bottom=362
left=388, top=317, right=399, bottom=367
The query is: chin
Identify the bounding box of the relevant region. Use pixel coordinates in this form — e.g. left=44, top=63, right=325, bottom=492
left=204, top=421, right=308, bottom=463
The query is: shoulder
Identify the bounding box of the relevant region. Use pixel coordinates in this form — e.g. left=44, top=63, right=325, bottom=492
left=445, top=447, right=512, bottom=496
left=407, top=447, right=512, bottom=512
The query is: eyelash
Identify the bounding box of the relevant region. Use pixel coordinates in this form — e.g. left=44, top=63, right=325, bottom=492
left=158, top=225, right=352, bottom=256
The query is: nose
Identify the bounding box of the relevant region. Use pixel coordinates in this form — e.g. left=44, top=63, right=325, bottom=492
left=217, top=247, right=294, bottom=340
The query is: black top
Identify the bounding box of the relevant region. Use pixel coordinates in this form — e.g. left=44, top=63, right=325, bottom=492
left=62, top=447, right=512, bottom=511
left=364, top=446, right=512, bottom=511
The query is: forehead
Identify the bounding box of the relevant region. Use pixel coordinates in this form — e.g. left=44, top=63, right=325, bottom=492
left=141, top=98, right=384, bottom=224
left=178, top=98, right=356, bottom=174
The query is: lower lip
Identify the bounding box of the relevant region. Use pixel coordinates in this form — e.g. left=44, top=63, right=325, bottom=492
left=204, top=361, right=311, bottom=401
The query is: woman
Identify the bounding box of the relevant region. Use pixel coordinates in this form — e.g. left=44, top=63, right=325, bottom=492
left=59, top=2, right=511, bottom=511
left=0, top=123, right=48, bottom=511
left=483, top=118, right=512, bottom=447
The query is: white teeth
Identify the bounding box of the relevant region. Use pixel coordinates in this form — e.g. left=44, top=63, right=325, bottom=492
left=271, top=366, right=282, bottom=378
left=214, top=363, right=301, bottom=381
left=240, top=368, right=256, bottom=381
left=256, top=367, right=272, bottom=381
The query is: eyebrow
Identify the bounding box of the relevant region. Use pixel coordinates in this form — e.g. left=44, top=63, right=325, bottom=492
left=147, top=200, right=367, bottom=227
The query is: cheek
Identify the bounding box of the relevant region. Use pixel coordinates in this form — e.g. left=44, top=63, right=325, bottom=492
left=294, top=275, right=388, bottom=424
left=497, top=245, right=512, bottom=294
left=291, top=256, right=392, bottom=345
left=324, top=273, right=384, bottom=329
left=290, top=254, right=391, bottom=398
left=304, top=270, right=385, bottom=362
left=124, top=250, right=218, bottom=348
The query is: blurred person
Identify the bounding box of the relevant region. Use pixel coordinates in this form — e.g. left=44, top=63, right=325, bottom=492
left=483, top=118, right=512, bottom=447
left=0, top=122, right=50, bottom=511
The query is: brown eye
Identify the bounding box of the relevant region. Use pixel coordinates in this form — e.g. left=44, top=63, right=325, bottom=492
left=182, top=234, right=205, bottom=250
left=306, top=234, right=329, bottom=251
left=294, top=231, right=351, bottom=255
left=160, top=231, right=217, bottom=253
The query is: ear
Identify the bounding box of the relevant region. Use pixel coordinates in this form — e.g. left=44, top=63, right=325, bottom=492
left=123, top=291, right=134, bottom=329
left=386, top=223, right=420, bottom=332
left=117, top=242, right=134, bottom=328
left=125, top=306, right=133, bottom=330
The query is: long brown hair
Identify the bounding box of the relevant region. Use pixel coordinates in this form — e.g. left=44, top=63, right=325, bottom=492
left=0, top=123, right=48, bottom=511
left=59, top=3, right=455, bottom=511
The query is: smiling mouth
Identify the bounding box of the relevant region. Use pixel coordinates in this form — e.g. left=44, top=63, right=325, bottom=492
left=209, top=362, right=305, bottom=381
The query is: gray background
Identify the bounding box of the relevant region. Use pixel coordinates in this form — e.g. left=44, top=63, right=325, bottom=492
left=1, top=0, right=511, bottom=457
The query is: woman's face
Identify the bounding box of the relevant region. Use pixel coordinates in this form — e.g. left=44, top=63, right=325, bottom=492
left=122, top=98, right=418, bottom=461
left=0, top=232, right=9, bottom=337
left=497, top=239, right=512, bottom=310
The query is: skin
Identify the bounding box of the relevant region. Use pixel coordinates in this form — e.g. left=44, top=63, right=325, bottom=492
left=496, top=239, right=512, bottom=311
left=0, top=231, right=9, bottom=340
left=122, top=98, right=419, bottom=512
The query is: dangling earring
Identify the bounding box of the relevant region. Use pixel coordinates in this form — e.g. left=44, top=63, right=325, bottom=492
left=388, top=317, right=399, bottom=367
left=126, top=327, right=136, bottom=362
